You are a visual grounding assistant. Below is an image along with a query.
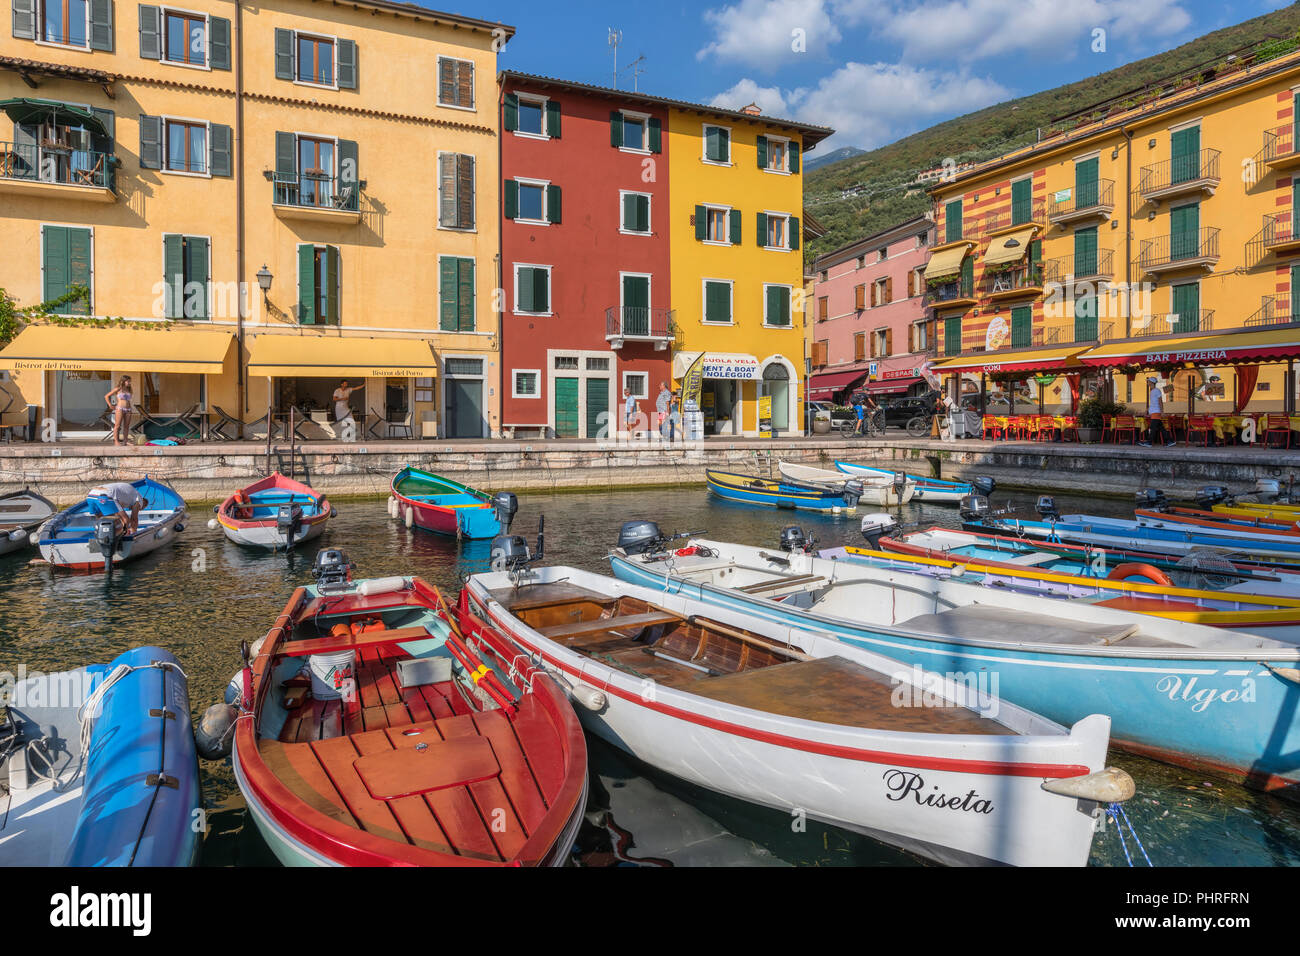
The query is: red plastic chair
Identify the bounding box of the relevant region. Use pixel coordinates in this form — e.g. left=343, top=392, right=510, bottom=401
left=1035, top=415, right=1057, bottom=441
left=981, top=415, right=1002, bottom=440
left=1058, top=416, right=1079, bottom=442
left=1264, top=414, right=1292, bottom=449
left=1112, top=415, right=1137, bottom=444
left=1186, top=415, right=1214, bottom=447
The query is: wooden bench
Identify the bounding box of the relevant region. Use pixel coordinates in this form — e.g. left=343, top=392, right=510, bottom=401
left=735, top=574, right=825, bottom=595
left=279, top=625, right=434, bottom=658
left=535, top=611, right=680, bottom=641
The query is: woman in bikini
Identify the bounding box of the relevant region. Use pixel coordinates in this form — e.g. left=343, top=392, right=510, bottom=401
left=105, top=375, right=134, bottom=446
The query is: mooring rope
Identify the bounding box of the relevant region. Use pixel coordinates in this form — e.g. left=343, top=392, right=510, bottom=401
left=1107, top=802, right=1152, bottom=867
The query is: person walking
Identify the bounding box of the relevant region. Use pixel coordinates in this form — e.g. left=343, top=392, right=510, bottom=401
left=1140, top=378, right=1174, bottom=447
left=655, top=381, right=671, bottom=440
left=104, top=376, right=134, bottom=446
left=624, top=388, right=639, bottom=439
left=669, top=389, right=682, bottom=443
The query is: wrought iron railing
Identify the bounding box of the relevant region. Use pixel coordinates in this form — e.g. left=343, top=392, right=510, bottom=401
left=925, top=275, right=976, bottom=305
left=605, top=307, right=673, bottom=339
left=272, top=170, right=360, bottom=211
left=1047, top=179, right=1114, bottom=220
left=979, top=200, right=1046, bottom=235
left=1043, top=248, right=1114, bottom=284
left=1259, top=125, right=1298, bottom=165
left=1136, top=148, right=1221, bottom=195
left=980, top=263, right=1044, bottom=297
left=0, top=140, right=114, bottom=189
left=1246, top=295, right=1300, bottom=327
left=1129, top=309, right=1215, bottom=337
left=1137, top=227, right=1219, bottom=270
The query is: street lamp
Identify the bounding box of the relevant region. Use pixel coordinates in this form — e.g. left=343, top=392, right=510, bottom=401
left=256, top=265, right=273, bottom=301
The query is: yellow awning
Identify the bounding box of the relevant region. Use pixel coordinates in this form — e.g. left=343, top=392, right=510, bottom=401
left=933, top=345, right=1089, bottom=375
left=0, top=378, right=29, bottom=427
left=0, top=325, right=235, bottom=373
left=982, top=227, right=1037, bottom=268
left=247, top=334, right=438, bottom=378
left=1079, top=326, right=1300, bottom=368
left=923, top=243, right=973, bottom=279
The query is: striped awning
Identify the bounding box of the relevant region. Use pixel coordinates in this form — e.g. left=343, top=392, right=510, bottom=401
left=1079, top=327, right=1300, bottom=368
left=923, top=243, right=974, bottom=280
left=983, top=227, right=1036, bottom=267
left=933, top=345, right=1090, bottom=375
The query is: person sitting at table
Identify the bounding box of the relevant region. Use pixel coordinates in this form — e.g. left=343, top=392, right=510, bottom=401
left=1139, top=377, right=1175, bottom=447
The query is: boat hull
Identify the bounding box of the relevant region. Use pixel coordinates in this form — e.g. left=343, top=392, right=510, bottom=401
left=833, top=461, right=970, bottom=503
left=220, top=513, right=329, bottom=550
left=391, top=467, right=504, bottom=539
left=707, top=470, right=858, bottom=513
left=777, top=461, right=916, bottom=506
left=38, top=478, right=187, bottom=572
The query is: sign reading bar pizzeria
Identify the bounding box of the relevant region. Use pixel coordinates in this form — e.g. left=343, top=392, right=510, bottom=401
left=699, top=354, right=761, bottom=380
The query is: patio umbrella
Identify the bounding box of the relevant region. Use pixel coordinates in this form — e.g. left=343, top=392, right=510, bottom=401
left=0, top=98, right=108, bottom=136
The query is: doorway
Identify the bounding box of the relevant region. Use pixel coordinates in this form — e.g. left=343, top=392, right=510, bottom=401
left=761, top=363, right=790, bottom=433
left=444, top=357, right=485, bottom=438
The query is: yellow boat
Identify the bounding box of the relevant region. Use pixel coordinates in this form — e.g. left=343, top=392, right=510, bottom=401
left=1213, top=501, right=1300, bottom=523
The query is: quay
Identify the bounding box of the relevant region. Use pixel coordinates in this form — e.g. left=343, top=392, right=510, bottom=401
left=0, top=437, right=1297, bottom=504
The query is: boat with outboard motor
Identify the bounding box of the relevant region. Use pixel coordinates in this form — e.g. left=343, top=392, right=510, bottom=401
left=777, top=461, right=916, bottom=506
left=389, top=466, right=518, bottom=540
left=706, top=469, right=864, bottom=513
left=211, top=472, right=334, bottom=551
left=213, top=546, right=587, bottom=866
left=833, top=461, right=994, bottom=503
left=606, top=521, right=1300, bottom=798
left=0, top=488, right=56, bottom=557
left=466, top=537, right=1132, bottom=867
left=0, top=646, right=202, bottom=866
left=37, top=477, right=187, bottom=572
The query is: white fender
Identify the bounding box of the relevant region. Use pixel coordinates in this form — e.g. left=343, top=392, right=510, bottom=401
left=570, top=683, right=607, bottom=712
left=356, top=576, right=411, bottom=597
left=388, top=496, right=398, bottom=519
left=206, top=518, right=218, bottom=530
left=7, top=529, right=26, bottom=544
left=404, top=506, right=414, bottom=529
left=195, top=702, right=239, bottom=760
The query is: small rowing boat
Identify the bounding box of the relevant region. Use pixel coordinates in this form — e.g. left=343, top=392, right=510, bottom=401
left=466, top=563, right=1132, bottom=867
left=833, top=461, right=994, bottom=503
left=223, top=550, right=587, bottom=866
left=706, top=469, right=862, bottom=513
left=0, top=488, right=56, bottom=557
left=212, top=472, right=334, bottom=551
left=1137, top=505, right=1300, bottom=537
left=390, top=466, right=518, bottom=540
left=38, top=477, right=187, bottom=572
left=777, top=461, right=915, bottom=505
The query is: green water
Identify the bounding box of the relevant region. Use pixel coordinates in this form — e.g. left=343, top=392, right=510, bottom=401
left=2, top=485, right=1298, bottom=866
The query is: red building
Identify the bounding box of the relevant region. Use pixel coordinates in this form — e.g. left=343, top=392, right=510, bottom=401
left=498, top=72, right=672, bottom=439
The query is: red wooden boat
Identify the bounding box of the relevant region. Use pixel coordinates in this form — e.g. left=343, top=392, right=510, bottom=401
left=229, top=553, right=587, bottom=866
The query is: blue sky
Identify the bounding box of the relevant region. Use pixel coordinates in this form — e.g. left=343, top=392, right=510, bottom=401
left=467, top=0, right=1292, bottom=153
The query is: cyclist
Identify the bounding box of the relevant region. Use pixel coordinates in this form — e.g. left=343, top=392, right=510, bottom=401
left=852, top=392, right=879, bottom=436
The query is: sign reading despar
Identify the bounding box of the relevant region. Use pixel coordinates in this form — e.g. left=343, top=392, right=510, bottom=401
left=699, top=354, right=760, bottom=379
left=882, top=367, right=919, bottom=380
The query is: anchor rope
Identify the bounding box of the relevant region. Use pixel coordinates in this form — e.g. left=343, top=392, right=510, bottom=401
left=1107, top=802, right=1152, bottom=867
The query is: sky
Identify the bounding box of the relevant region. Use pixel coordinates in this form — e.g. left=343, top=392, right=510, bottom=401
left=462, top=0, right=1294, bottom=154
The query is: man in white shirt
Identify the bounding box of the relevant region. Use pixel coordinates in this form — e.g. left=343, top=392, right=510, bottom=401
left=87, top=481, right=144, bottom=534
left=1141, top=378, right=1174, bottom=447
left=624, top=388, right=639, bottom=439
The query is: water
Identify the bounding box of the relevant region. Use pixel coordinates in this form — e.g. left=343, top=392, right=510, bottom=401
left=3, top=484, right=1299, bottom=866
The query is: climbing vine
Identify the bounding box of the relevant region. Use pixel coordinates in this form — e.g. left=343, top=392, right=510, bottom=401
left=0, top=285, right=173, bottom=347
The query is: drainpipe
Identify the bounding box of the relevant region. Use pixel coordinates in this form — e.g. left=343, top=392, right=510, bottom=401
left=235, top=0, right=246, bottom=431
left=496, top=78, right=504, bottom=440
left=1121, top=124, right=1133, bottom=339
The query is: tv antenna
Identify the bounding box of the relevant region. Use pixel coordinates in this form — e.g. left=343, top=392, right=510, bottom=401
left=622, top=54, right=646, bottom=92
left=608, top=27, right=622, bottom=88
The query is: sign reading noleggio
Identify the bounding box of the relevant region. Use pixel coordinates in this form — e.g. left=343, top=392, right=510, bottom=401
left=50, top=886, right=151, bottom=936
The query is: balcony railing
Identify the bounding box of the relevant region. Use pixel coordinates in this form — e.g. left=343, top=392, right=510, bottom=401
left=1129, top=309, right=1215, bottom=337
left=1046, top=179, right=1115, bottom=223
left=980, top=263, right=1044, bottom=299
left=0, top=140, right=114, bottom=190
left=1258, top=125, right=1300, bottom=169
left=924, top=275, right=976, bottom=306
left=1246, top=295, right=1300, bottom=327
left=605, top=307, right=673, bottom=343
left=978, top=200, right=1046, bottom=236
left=1043, top=248, right=1114, bottom=285
left=1136, top=148, right=1220, bottom=200
left=1137, top=227, right=1220, bottom=272
left=272, top=171, right=360, bottom=211
left=1037, top=321, right=1114, bottom=345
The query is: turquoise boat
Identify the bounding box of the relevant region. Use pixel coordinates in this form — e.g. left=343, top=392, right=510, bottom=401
left=389, top=466, right=517, bottom=539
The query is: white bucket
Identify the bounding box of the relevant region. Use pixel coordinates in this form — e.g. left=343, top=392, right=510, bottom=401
left=309, top=651, right=356, bottom=701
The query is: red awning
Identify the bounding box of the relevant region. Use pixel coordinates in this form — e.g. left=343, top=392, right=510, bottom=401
left=807, top=367, right=868, bottom=400
left=865, top=376, right=923, bottom=394
left=1079, top=327, right=1300, bottom=368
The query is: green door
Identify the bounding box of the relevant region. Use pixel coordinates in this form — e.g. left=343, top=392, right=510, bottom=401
left=1172, top=283, right=1200, bottom=333
left=1075, top=157, right=1099, bottom=209
left=944, top=317, right=962, bottom=354
left=1171, top=126, right=1200, bottom=184
left=1074, top=227, right=1098, bottom=276
left=959, top=255, right=974, bottom=295
left=945, top=200, right=962, bottom=243
left=584, top=377, right=609, bottom=439
left=622, top=275, right=649, bottom=336
left=1293, top=180, right=1300, bottom=242
left=1170, top=203, right=1199, bottom=261
left=1011, top=178, right=1032, bottom=225
left=1074, top=294, right=1097, bottom=342
left=1010, top=306, right=1032, bottom=348
left=554, top=377, right=579, bottom=438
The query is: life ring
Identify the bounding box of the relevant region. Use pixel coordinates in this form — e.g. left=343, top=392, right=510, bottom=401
left=1106, top=562, right=1173, bottom=587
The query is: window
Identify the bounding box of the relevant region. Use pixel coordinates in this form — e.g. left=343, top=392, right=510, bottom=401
left=873, top=329, right=889, bottom=358
left=164, top=118, right=207, bottom=174
left=703, top=280, right=732, bottom=324
left=297, top=244, right=340, bottom=325
left=514, top=264, right=551, bottom=315
left=554, top=356, right=579, bottom=370
left=585, top=357, right=609, bottom=370
left=513, top=370, right=540, bottom=398
left=764, top=284, right=791, bottom=327
left=439, top=153, right=475, bottom=229
left=518, top=182, right=544, bottom=221
left=621, top=113, right=646, bottom=151
left=878, top=248, right=887, bottom=262
left=703, top=124, right=730, bottom=164
left=439, top=256, right=475, bottom=332
left=506, top=179, right=560, bottom=225
left=445, top=357, right=483, bottom=377
left=767, top=215, right=786, bottom=249
left=516, top=95, right=544, bottom=135
left=621, top=192, right=650, bottom=234
left=42, top=225, right=92, bottom=315
left=913, top=321, right=929, bottom=352
left=623, top=372, right=648, bottom=399
left=41, top=0, right=88, bottom=46
left=275, top=28, right=355, bottom=89
left=162, top=234, right=209, bottom=320
left=297, top=34, right=334, bottom=85
left=297, top=135, right=335, bottom=204
left=437, top=57, right=474, bottom=109
left=164, top=10, right=205, bottom=66
left=707, top=207, right=728, bottom=243
left=610, top=110, right=660, bottom=152
left=873, top=277, right=890, bottom=306
left=758, top=212, right=797, bottom=250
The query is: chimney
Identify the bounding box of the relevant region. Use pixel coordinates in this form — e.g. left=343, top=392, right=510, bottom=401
left=740, top=103, right=761, bottom=115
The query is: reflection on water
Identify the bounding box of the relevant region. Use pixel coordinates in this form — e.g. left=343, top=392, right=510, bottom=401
left=2, top=484, right=1299, bottom=866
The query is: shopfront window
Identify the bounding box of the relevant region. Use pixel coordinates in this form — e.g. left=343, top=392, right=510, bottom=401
left=56, top=369, right=110, bottom=432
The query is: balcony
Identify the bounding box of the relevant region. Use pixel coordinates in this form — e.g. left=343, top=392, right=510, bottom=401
left=1137, top=227, right=1220, bottom=275
left=1037, top=321, right=1114, bottom=346
left=1246, top=295, right=1300, bottom=328
left=1046, top=179, right=1115, bottom=225
left=981, top=263, right=1044, bottom=304
left=978, top=200, right=1046, bottom=237
left=1129, top=309, right=1215, bottom=337
left=0, top=140, right=116, bottom=202
left=1043, top=248, right=1115, bottom=286
left=924, top=275, right=977, bottom=310
left=271, top=171, right=361, bottom=223
left=1136, top=148, right=1220, bottom=204
left=1258, top=125, right=1300, bottom=172
left=606, top=307, right=673, bottom=349
left=1259, top=213, right=1300, bottom=257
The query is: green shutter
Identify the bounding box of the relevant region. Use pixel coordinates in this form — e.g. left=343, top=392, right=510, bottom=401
left=637, top=195, right=649, bottom=233
left=163, top=235, right=184, bottom=319
left=1074, top=226, right=1098, bottom=276
left=209, top=124, right=232, bottom=177
left=729, top=209, right=741, bottom=245
left=90, top=0, right=112, bottom=51
left=275, top=130, right=295, bottom=181
left=1171, top=126, right=1200, bottom=184
left=337, top=139, right=358, bottom=203
left=138, top=5, right=159, bottom=59
left=546, top=184, right=561, bottom=224
left=515, top=266, right=533, bottom=316
left=610, top=112, right=623, bottom=148
left=790, top=216, right=800, bottom=251
left=944, top=317, right=961, bottom=354
left=1011, top=178, right=1031, bottom=225
left=1075, top=156, right=1099, bottom=208
left=756, top=135, right=767, bottom=169
left=457, top=258, right=475, bottom=331
left=708, top=282, right=731, bottom=323
left=756, top=212, right=767, bottom=246
left=186, top=236, right=209, bottom=320
left=504, top=179, right=518, bottom=219
left=439, top=257, right=458, bottom=331
left=1292, top=264, right=1300, bottom=321
left=503, top=92, right=518, bottom=132
left=695, top=204, right=706, bottom=241
left=43, top=227, right=69, bottom=309
left=139, top=114, right=162, bottom=169
left=545, top=101, right=561, bottom=138
left=297, top=244, right=316, bottom=324
left=789, top=141, right=800, bottom=173
left=705, top=126, right=718, bottom=161
left=46, top=227, right=93, bottom=315
left=1294, top=180, right=1300, bottom=238
left=210, top=17, right=231, bottom=70
left=945, top=200, right=962, bottom=243
left=337, top=39, right=357, bottom=90
left=960, top=255, right=974, bottom=292
left=1010, top=306, right=1031, bottom=348
left=648, top=117, right=661, bottom=154
left=1074, top=294, right=1097, bottom=341
left=1172, top=282, right=1199, bottom=333
left=324, top=246, right=340, bottom=324
left=1170, top=203, right=1199, bottom=260
left=274, top=28, right=293, bottom=80
left=766, top=286, right=788, bottom=326
left=532, top=268, right=548, bottom=313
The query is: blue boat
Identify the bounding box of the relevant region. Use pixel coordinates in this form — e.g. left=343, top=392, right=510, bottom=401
left=390, top=466, right=517, bottom=539
left=706, top=469, right=862, bottom=513
left=1, top=646, right=202, bottom=866
left=608, top=537, right=1300, bottom=798
left=834, top=461, right=993, bottom=503
left=38, top=476, right=187, bottom=572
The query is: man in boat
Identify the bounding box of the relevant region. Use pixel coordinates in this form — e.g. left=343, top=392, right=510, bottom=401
left=87, top=482, right=145, bottom=535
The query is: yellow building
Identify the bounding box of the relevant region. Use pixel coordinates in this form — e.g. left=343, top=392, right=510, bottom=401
left=667, top=103, right=831, bottom=436
left=0, top=0, right=511, bottom=440
left=926, top=42, right=1300, bottom=419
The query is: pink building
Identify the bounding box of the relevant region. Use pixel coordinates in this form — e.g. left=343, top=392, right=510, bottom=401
left=808, top=215, right=936, bottom=403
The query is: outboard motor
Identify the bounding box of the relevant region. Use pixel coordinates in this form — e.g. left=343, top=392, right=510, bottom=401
left=311, top=548, right=355, bottom=591
left=493, top=516, right=545, bottom=575
left=1036, top=495, right=1059, bottom=522
left=1256, top=478, right=1281, bottom=501
left=492, top=491, right=519, bottom=531
left=94, top=517, right=119, bottom=568
left=1194, top=485, right=1231, bottom=510
left=842, top=479, right=864, bottom=508
left=969, top=476, right=996, bottom=496
left=779, top=525, right=809, bottom=553
left=958, top=495, right=990, bottom=524
left=860, top=513, right=897, bottom=550
left=1135, top=488, right=1167, bottom=511
left=892, top=471, right=908, bottom=501
left=276, top=502, right=304, bottom=547
left=618, top=519, right=664, bottom=555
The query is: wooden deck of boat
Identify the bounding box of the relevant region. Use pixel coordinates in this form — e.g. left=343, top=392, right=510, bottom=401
left=260, top=644, right=561, bottom=862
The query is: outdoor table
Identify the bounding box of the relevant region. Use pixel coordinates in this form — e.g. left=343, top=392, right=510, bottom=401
left=1211, top=415, right=1300, bottom=442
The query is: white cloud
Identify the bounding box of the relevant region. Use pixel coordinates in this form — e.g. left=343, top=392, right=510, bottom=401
left=697, top=0, right=843, bottom=67
left=712, top=61, right=1010, bottom=150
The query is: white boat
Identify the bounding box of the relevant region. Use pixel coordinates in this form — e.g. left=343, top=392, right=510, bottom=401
left=0, top=488, right=56, bottom=557
left=212, top=472, right=333, bottom=551
left=778, top=461, right=916, bottom=506
left=834, top=461, right=994, bottom=503
left=465, top=565, right=1132, bottom=867
left=37, top=477, right=186, bottom=572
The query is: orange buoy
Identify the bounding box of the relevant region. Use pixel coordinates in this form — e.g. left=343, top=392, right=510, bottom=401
left=1106, top=562, right=1174, bottom=587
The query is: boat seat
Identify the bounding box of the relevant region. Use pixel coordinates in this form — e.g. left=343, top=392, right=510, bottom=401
left=901, top=604, right=1139, bottom=646
left=535, top=611, right=681, bottom=640
left=999, top=552, right=1061, bottom=567
left=735, top=574, right=825, bottom=594
left=279, top=625, right=434, bottom=658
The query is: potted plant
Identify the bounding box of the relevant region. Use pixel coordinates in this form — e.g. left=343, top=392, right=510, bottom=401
left=1076, top=397, right=1125, bottom=443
